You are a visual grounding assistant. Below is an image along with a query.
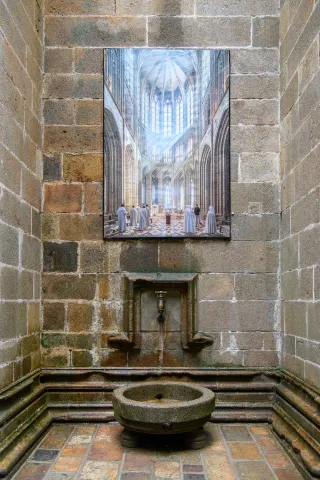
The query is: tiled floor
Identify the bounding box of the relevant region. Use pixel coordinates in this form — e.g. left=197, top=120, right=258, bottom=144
left=106, top=214, right=230, bottom=238
left=12, top=423, right=303, bottom=479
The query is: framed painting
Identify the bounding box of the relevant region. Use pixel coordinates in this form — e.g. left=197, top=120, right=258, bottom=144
left=103, top=48, right=230, bottom=239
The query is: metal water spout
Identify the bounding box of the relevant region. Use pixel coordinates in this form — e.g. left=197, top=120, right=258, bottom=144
left=155, top=290, right=167, bottom=322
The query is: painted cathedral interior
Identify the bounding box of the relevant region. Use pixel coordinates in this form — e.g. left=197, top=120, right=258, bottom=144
left=104, top=49, right=230, bottom=238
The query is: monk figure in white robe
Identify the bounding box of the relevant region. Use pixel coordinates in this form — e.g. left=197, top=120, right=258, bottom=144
left=145, top=204, right=151, bottom=226
left=136, top=205, right=141, bottom=225
left=130, top=206, right=137, bottom=226
left=204, top=206, right=217, bottom=234
left=117, top=204, right=128, bottom=233
left=139, top=206, right=147, bottom=231
left=184, top=205, right=196, bottom=233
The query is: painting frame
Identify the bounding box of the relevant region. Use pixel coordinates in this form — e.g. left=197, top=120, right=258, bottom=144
left=103, top=48, right=231, bottom=240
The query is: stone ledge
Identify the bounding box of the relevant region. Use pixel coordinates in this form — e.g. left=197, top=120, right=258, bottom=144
left=0, top=368, right=319, bottom=478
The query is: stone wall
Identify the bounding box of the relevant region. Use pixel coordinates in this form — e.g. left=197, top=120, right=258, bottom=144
left=42, top=0, right=281, bottom=370
left=280, top=0, right=320, bottom=389
left=0, top=0, right=43, bottom=390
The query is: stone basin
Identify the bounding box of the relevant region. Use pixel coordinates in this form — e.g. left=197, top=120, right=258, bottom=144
left=113, top=382, right=215, bottom=447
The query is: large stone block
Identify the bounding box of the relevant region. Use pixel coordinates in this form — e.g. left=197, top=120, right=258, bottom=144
left=0, top=0, right=26, bottom=65
left=235, top=274, right=278, bottom=300
left=239, top=153, right=279, bottom=183
left=0, top=64, right=24, bottom=126
left=75, top=100, right=103, bottom=125
left=117, top=0, right=194, bottom=15
left=231, top=99, right=278, bottom=126
left=42, top=213, right=60, bottom=241
left=197, top=0, right=279, bottom=15
left=74, top=48, right=103, bottom=74
left=231, top=184, right=280, bottom=214
left=281, top=172, right=294, bottom=211
left=308, top=303, right=320, bottom=342
left=231, top=75, right=279, bottom=99
left=0, top=302, right=27, bottom=340
left=120, top=241, right=158, bottom=272
left=43, top=241, right=78, bottom=272
left=305, top=362, right=320, bottom=391
left=97, top=274, right=123, bottom=300
left=243, top=350, right=278, bottom=367
left=84, top=183, right=103, bottom=214
left=286, top=0, right=319, bottom=80
left=295, top=144, right=320, bottom=202
left=80, top=241, right=121, bottom=273
left=21, top=234, right=41, bottom=272
left=44, top=0, right=115, bottom=15
left=43, top=303, right=65, bottom=331
left=198, top=301, right=276, bottom=332
left=59, top=214, right=102, bottom=241
left=45, top=16, right=147, bottom=47
left=281, top=235, right=298, bottom=272
left=300, top=268, right=313, bottom=300
left=44, top=184, right=82, bottom=213
left=231, top=214, right=279, bottom=241
left=68, top=303, right=93, bottom=332
left=21, top=166, right=41, bottom=210
left=281, top=270, right=299, bottom=300
left=0, top=145, right=21, bottom=195
left=0, top=223, right=19, bottom=267
left=296, top=338, right=320, bottom=366
left=43, top=274, right=97, bottom=299
left=0, top=103, right=24, bottom=161
left=44, top=73, right=103, bottom=99
left=72, top=350, right=93, bottom=367
left=63, top=154, right=103, bottom=181
left=231, top=49, right=279, bottom=74
left=299, top=70, right=320, bottom=127
left=284, top=301, right=307, bottom=337
left=232, top=126, right=279, bottom=153
left=159, top=240, right=279, bottom=273
left=198, top=274, right=234, bottom=301
left=43, top=154, right=62, bottom=181
left=45, top=48, right=73, bottom=73
left=252, top=17, right=280, bottom=47
left=44, top=125, right=103, bottom=153
left=298, top=37, right=319, bottom=93
left=280, top=73, right=298, bottom=121
left=291, top=188, right=320, bottom=235
left=44, top=99, right=74, bottom=125
left=299, top=225, right=320, bottom=268
left=148, top=17, right=251, bottom=47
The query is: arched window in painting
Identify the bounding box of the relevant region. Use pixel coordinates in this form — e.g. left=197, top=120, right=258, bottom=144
left=202, top=50, right=210, bottom=93
left=175, top=91, right=183, bottom=134
left=164, top=148, right=172, bottom=163
left=151, top=94, right=160, bottom=134
left=217, top=51, right=225, bottom=104
left=125, top=49, right=134, bottom=96
left=164, top=99, right=172, bottom=136
left=188, top=136, right=193, bottom=156
left=141, top=88, right=149, bottom=126
left=165, top=182, right=172, bottom=206
left=186, top=84, right=194, bottom=127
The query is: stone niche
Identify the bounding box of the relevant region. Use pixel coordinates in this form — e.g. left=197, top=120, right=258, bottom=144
left=108, top=272, right=213, bottom=358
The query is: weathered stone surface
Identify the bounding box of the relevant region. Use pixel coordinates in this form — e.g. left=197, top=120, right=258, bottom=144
left=84, top=183, right=103, bottom=213
left=74, top=48, right=103, bottom=74
left=44, top=125, right=102, bottom=153
left=117, top=0, right=194, bottom=15
left=231, top=214, right=279, bottom=241
left=239, top=153, right=279, bottom=183
left=0, top=223, right=19, bottom=267
left=148, top=17, right=251, bottom=47
left=44, top=0, right=115, bottom=15
left=231, top=49, right=279, bottom=74
left=59, top=214, right=102, bottom=241
left=43, top=303, right=65, bottom=331
left=68, top=303, right=93, bottom=332
left=75, top=100, right=103, bottom=125
left=231, top=100, right=278, bottom=126
left=44, top=184, right=82, bottom=213
left=198, top=274, right=234, bottom=301
left=235, top=274, right=278, bottom=300
left=21, top=234, right=41, bottom=271
left=45, top=47, right=73, bottom=73
left=43, top=242, right=78, bottom=272
left=45, top=17, right=147, bottom=47
left=299, top=225, right=320, bottom=268
left=231, top=183, right=280, bottom=213
left=281, top=270, right=299, bottom=300
left=63, top=154, right=103, bottom=181
left=42, top=214, right=60, bottom=241
left=231, top=75, right=279, bottom=99
left=43, top=154, right=62, bottom=181
left=291, top=188, right=320, bottom=235
left=232, top=126, right=279, bottom=153
left=197, top=0, right=279, bottom=15
left=280, top=73, right=298, bottom=120
left=284, top=302, right=307, bottom=337
left=281, top=235, right=298, bottom=272
left=80, top=242, right=121, bottom=273
left=198, top=301, right=276, bottom=332
left=298, top=37, right=319, bottom=92
left=44, top=99, right=74, bottom=125
left=43, top=274, right=96, bottom=300
left=44, top=74, right=103, bottom=99
left=252, top=17, right=280, bottom=47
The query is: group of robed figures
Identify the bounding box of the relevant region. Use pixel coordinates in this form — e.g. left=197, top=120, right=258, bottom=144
left=117, top=204, right=151, bottom=233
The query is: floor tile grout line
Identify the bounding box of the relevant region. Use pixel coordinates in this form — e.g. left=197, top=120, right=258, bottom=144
left=72, top=423, right=99, bottom=479
left=218, top=424, right=242, bottom=480
left=250, top=426, right=278, bottom=480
